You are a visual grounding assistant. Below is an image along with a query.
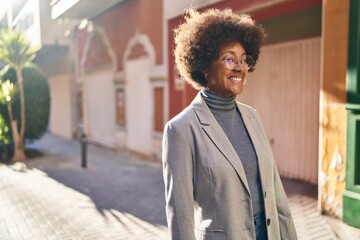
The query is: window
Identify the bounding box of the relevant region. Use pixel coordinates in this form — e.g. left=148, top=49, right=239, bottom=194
left=153, top=87, right=164, bottom=132
left=116, top=89, right=126, bottom=126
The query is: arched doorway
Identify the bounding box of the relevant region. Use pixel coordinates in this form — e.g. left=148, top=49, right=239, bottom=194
left=123, top=34, right=156, bottom=156
left=125, top=56, right=153, bottom=155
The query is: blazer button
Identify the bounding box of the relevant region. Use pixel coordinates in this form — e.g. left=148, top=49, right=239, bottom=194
left=267, top=218, right=271, bottom=226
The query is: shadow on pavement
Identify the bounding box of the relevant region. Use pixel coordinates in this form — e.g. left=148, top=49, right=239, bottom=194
left=25, top=135, right=167, bottom=227
left=282, top=177, right=317, bottom=199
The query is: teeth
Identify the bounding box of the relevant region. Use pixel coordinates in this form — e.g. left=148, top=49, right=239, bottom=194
left=229, top=77, right=242, bottom=81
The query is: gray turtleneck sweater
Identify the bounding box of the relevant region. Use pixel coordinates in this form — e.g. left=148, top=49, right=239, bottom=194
left=201, top=89, right=264, bottom=216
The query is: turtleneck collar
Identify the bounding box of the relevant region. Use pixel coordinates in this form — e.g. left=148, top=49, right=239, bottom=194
left=200, top=89, right=236, bottom=110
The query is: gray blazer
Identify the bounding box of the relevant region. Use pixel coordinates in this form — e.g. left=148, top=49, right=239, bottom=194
left=162, top=92, right=297, bottom=240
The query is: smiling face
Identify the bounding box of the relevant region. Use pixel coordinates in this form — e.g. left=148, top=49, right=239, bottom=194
left=205, top=42, right=248, bottom=97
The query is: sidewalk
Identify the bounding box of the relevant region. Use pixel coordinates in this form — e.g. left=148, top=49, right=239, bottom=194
left=0, top=134, right=168, bottom=240
left=0, top=133, right=359, bottom=239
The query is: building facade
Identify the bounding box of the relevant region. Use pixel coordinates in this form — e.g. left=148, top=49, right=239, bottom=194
left=1, top=0, right=359, bottom=228
left=51, top=0, right=165, bottom=159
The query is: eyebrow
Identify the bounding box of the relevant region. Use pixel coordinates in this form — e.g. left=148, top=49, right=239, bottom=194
left=220, top=51, right=246, bottom=57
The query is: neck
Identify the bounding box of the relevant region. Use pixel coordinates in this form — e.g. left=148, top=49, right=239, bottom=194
left=201, top=89, right=236, bottom=110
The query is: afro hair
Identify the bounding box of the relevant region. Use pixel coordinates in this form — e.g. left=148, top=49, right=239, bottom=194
left=174, top=8, right=266, bottom=90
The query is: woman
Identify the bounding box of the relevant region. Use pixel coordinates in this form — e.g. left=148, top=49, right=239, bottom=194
left=162, top=8, right=297, bottom=240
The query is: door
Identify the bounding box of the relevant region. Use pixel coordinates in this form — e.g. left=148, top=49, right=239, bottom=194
left=125, top=56, right=153, bottom=155
left=83, top=67, right=116, bottom=148
left=239, top=38, right=321, bottom=184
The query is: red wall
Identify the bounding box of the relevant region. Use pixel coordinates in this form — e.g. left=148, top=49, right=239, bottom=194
left=77, top=0, right=163, bottom=72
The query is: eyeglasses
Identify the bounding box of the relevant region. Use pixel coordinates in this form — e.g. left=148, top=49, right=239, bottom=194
left=221, top=55, right=254, bottom=70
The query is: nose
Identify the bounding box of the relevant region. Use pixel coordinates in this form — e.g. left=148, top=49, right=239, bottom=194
left=232, top=61, right=245, bottom=71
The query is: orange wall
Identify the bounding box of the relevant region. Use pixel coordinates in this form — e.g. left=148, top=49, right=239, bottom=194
left=319, top=0, right=349, bottom=217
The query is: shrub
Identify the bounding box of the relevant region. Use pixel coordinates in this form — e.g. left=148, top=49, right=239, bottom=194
left=0, top=113, right=10, bottom=160
left=0, top=64, right=51, bottom=142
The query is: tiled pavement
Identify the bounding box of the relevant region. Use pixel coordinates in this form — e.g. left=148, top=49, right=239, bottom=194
left=0, top=134, right=360, bottom=240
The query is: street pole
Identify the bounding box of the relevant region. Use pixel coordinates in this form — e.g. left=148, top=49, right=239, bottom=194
left=81, top=132, right=87, bottom=168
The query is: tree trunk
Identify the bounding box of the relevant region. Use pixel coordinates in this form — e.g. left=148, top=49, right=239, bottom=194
left=16, top=67, right=26, bottom=142
left=9, top=67, right=27, bottom=163
left=10, top=120, right=26, bottom=162
left=7, top=98, right=26, bottom=163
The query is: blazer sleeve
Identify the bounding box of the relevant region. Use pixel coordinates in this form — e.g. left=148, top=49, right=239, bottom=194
left=162, top=122, right=196, bottom=240
left=273, top=164, right=298, bottom=240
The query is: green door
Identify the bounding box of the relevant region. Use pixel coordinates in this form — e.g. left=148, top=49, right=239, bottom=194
left=343, top=0, right=360, bottom=228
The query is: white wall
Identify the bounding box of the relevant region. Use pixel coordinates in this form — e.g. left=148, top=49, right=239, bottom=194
left=39, top=0, right=79, bottom=46
left=19, top=0, right=41, bottom=47
left=49, top=73, right=73, bottom=139
left=83, top=66, right=116, bottom=148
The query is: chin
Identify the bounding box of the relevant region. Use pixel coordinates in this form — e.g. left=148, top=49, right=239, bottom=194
left=232, top=88, right=243, bottom=96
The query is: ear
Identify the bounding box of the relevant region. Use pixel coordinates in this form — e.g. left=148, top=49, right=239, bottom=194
left=201, top=70, right=208, bottom=82
left=202, top=69, right=208, bottom=76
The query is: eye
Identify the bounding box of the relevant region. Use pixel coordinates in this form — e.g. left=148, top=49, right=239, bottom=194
left=224, top=56, right=234, bottom=63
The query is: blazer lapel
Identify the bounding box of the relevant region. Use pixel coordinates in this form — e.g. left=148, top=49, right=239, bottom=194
left=191, top=92, right=251, bottom=195
left=237, top=103, right=272, bottom=189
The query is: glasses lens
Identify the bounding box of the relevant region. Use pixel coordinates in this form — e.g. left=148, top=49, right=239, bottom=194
left=245, top=55, right=254, bottom=69
left=224, top=57, right=235, bottom=70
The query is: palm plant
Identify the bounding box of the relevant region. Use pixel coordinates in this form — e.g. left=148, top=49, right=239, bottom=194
left=0, top=30, right=40, bottom=162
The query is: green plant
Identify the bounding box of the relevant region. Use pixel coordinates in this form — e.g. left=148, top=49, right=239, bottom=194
left=0, top=113, right=10, bottom=144
left=0, top=65, right=50, bottom=142
left=0, top=29, right=40, bottom=162
left=0, top=79, right=14, bottom=161
left=0, top=113, right=11, bottom=161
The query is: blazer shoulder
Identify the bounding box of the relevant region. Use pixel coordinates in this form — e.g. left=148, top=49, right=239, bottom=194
left=236, top=101, right=259, bottom=116
left=236, top=101, right=257, bottom=111
left=165, top=105, right=198, bottom=130
left=236, top=101, right=266, bottom=127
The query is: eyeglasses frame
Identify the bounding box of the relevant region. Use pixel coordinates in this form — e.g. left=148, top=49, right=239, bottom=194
left=221, top=55, right=254, bottom=71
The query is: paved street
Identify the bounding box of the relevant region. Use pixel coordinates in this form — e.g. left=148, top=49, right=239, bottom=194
left=0, top=134, right=359, bottom=239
